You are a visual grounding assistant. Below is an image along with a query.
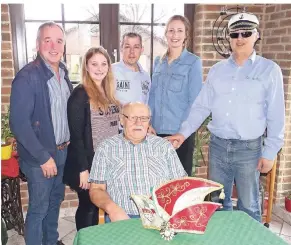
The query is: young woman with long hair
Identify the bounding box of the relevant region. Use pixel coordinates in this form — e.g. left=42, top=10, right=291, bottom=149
left=148, top=15, right=203, bottom=176
left=63, top=47, right=120, bottom=230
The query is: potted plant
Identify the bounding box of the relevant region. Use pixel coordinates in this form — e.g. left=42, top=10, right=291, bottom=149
left=285, top=193, right=291, bottom=213
left=1, top=108, right=14, bottom=160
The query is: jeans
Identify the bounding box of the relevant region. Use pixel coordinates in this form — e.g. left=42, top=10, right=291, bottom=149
left=75, top=190, right=99, bottom=231
left=20, top=148, right=67, bottom=245
left=209, top=134, right=262, bottom=222
left=105, top=214, right=140, bottom=223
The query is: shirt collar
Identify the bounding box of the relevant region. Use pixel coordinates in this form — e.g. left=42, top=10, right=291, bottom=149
left=163, top=48, right=188, bottom=63
left=120, top=59, right=144, bottom=73
left=40, top=55, right=66, bottom=73
left=229, top=50, right=257, bottom=65
left=120, top=133, right=149, bottom=145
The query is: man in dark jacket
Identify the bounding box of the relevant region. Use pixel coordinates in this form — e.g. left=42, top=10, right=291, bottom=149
left=9, top=21, right=73, bottom=245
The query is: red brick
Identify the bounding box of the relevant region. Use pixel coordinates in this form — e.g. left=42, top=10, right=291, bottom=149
left=1, top=12, right=9, bottom=22
left=2, top=87, right=11, bottom=95
left=2, top=78, right=12, bottom=86
left=1, top=60, right=13, bottom=68
left=271, top=28, right=288, bottom=36
left=20, top=190, right=28, bottom=198
left=203, top=5, right=224, bottom=12
left=1, top=4, right=9, bottom=13
left=266, top=21, right=280, bottom=29
left=277, top=53, right=291, bottom=60
left=1, top=51, right=12, bottom=60
left=1, top=23, right=10, bottom=32
left=203, top=13, right=220, bottom=20
left=1, top=42, right=11, bottom=51
left=266, top=37, right=281, bottom=44
left=61, top=201, right=69, bottom=208
left=280, top=19, right=291, bottom=27
left=1, top=96, right=9, bottom=103
left=1, top=69, right=14, bottom=77
left=266, top=5, right=276, bottom=13
left=247, top=5, right=264, bottom=14
left=64, top=193, right=78, bottom=200
left=287, top=10, right=291, bottom=18
left=1, top=33, right=11, bottom=41
left=20, top=183, right=28, bottom=190
left=281, top=4, right=291, bottom=10
left=202, top=52, right=215, bottom=59
left=70, top=200, right=79, bottom=207
left=202, top=44, right=215, bottom=52
left=269, top=45, right=285, bottom=52
left=282, top=68, right=291, bottom=77
left=263, top=53, right=276, bottom=59
left=281, top=36, right=291, bottom=43
left=270, top=12, right=286, bottom=20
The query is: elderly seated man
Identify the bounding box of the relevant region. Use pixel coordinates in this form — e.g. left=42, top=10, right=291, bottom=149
left=88, top=102, right=187, bottom=223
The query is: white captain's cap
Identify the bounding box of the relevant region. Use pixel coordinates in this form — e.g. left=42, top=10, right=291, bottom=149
left=228, top=12, right=259, bottom=33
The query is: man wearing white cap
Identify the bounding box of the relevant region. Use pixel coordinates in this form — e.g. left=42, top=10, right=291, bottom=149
left=167, top=12, right=285, bottom=222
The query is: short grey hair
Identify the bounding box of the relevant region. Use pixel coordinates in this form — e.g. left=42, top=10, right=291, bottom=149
left=36, top=21, right=65, bottom=41
left=121, top=102, right=151, bottom=117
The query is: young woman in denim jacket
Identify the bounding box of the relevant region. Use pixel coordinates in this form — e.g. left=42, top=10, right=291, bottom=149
left=149, top=15, right=203, bottom=176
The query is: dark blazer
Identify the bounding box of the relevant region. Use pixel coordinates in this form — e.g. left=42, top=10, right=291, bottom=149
left=9, top=54, right=73, bottom=167
left=63, top=84, right=94, bottom=191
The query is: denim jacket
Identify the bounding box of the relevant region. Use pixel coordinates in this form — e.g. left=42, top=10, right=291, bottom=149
left=148, top=49, right=203, bottom=134
left=9, top=55, right=73, bottom=167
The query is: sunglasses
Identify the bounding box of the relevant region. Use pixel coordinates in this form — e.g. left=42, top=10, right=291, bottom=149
left=229, top=31, right=255, bottom=39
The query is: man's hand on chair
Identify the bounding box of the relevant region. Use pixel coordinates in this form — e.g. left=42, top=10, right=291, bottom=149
left=257, top=158, right=274, bottom=173
left=166, top=133, right=186, bottom=149
left=108, top=204, right=130, bottom=222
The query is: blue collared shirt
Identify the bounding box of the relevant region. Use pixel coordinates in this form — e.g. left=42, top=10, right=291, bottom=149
left=180, top=51, right=285, bottom=160
left=149, top=49, right=203, bottom=134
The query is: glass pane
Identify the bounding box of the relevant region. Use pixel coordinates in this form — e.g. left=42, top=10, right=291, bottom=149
left=119, top=4, right=151, bottom=23
left=65, top=23, right=100, bottom=83
left=154, top=5, right=184, bottom=24
left=64, top=3, right=99, bottom=21
left=25, top=22, right=42, bottom=63
left=24, top=3, right=62, bottom=21
left=120, top=25, right=151, bottom=72
left=153, top=26, right=168, bottom=64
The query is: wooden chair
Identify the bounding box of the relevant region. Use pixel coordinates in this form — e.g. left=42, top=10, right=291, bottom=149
left=262, top=158, right=277, bottom=227
left=99, top=208, right=105, bottom=224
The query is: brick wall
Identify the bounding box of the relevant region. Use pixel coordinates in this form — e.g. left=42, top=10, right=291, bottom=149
left=1, top=4, right=79, bottom=212
left=261, top=4, right=291, bottom=204
left=192, top=4, right=291, bottom=205
left=1, top=4, right=13, bottom=113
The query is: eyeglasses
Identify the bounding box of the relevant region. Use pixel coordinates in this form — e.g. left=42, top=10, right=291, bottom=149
left=122, top=114, right=150, bottom=122
left=229, top=31, right=255, bottom=39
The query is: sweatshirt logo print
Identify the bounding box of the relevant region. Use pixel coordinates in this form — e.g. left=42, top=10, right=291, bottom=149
left=117, top=80, right=130, bottom=90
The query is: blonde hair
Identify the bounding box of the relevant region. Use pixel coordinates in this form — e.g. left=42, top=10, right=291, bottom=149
left=162, top=15, right=191, bottom=60
left=81, top=47, right=120, bottom=111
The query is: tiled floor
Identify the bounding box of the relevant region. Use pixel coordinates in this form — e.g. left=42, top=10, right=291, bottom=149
left=6, top=212, right=291, bottom=245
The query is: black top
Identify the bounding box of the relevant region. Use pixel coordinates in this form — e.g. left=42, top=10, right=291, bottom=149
left=63, top=84, right=94, bottom=192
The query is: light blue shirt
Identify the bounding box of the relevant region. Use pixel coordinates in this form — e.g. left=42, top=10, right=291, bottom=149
left=149, top=49, right=203, bottom=134
left=112, top=60, right=151, bottom=105
left=180, top=51, right=285, bottom=160
left=45, top=61, right=71, bottom=145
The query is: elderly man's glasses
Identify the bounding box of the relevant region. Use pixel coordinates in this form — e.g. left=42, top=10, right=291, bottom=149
left=122, top=114, right=150, bottom=122
left=229, top=31, right=255, bottom=39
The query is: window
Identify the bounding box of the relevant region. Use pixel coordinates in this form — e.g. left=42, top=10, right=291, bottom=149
left=24, top=3, right=100, bottom=84
left=119, top=4, right=184, bottom=74
left=21, top=4, right=186, bottom=82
